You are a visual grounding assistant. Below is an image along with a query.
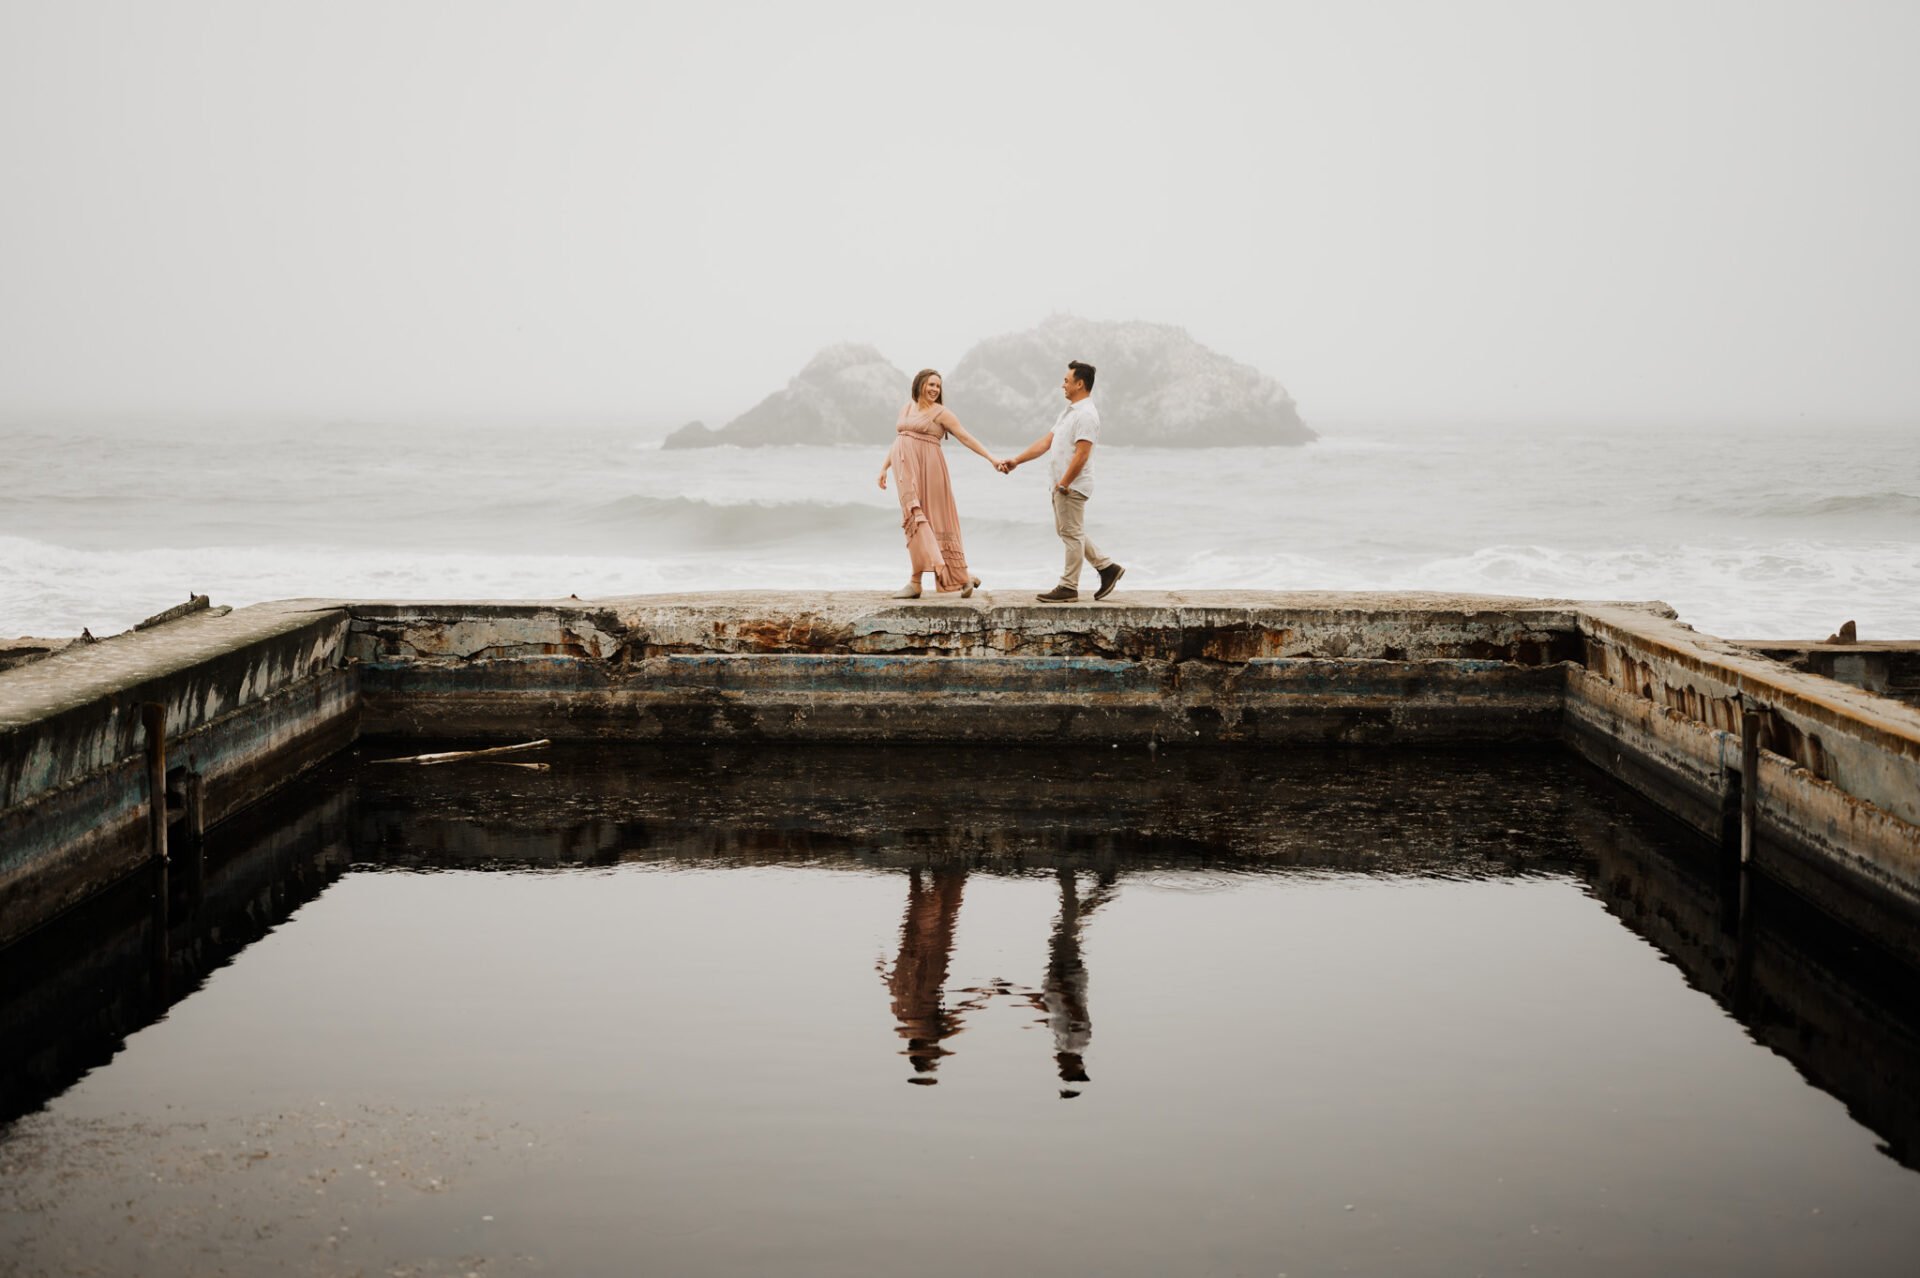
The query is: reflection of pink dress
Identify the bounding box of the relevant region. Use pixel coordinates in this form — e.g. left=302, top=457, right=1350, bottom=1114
left=888, top=403, right=973, bottom=592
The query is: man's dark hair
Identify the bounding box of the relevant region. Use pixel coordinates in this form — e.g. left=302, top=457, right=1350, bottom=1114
left=1068, top=360, right=1097, bottom=392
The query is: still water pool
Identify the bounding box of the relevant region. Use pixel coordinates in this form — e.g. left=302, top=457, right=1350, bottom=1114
left=3, top=745, right=1918, bottom=1276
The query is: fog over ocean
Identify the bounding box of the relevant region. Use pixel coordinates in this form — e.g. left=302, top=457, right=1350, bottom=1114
left=4, top=416, right=1914, bottom=642
left=6, top=5, right=1915, bottom=651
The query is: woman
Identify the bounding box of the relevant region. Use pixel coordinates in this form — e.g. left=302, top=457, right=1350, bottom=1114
left=876, top=369, right=1001, bottom=598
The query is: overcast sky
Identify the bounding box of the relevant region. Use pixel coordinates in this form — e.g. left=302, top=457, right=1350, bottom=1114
left=2, top=0, right=1915, bottom=427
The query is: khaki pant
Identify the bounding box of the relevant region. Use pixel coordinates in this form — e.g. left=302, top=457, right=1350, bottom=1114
left=1051, top=489, right=1113, bottom=591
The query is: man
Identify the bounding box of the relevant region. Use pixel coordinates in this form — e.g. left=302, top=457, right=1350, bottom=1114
left=999, top=360, right=1125, bottom=603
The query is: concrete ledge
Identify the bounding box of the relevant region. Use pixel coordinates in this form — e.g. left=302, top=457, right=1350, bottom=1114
left=1, top=602, right=350, bottom=807
left=1567, top=607, right=1920, bottom=961
left=1576, top=605, right=1920, bottom=829
left=1731, top=640, right=1920, bottom=706
left=360, top=653, right=1563, bottom=744
left=4, top=590, right=1918, bottom=954
left=0, top=602, right=355, bottom=943
left=340, top=592, right=1920, bottom=952
left=349, top=592, right=1581, bottom=743
left=345, top=591, right=1587, bottom=663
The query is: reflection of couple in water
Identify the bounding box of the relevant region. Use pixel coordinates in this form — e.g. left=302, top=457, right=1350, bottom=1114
left=877, top=361, right=1126, bottom=604
left=879, top=867, right=1116, bottom=1097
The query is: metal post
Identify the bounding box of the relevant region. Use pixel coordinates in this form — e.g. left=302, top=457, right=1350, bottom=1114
left=1718, top=762, right=1742, bottom=860
left=141, top=702, right=168, bottom=865
left=1740, top=706, right=1762, bottom=866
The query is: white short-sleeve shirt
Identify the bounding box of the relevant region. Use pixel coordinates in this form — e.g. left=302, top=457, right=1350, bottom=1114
left=1047, top=398, right=1101, bottom=496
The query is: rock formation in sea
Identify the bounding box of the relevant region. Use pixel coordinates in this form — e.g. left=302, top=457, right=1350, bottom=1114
left=662, top=345, right=907, bottom=448
left=662, top=317, right=1311, bottom=448
left=949, top=315, right=1312, bottom=446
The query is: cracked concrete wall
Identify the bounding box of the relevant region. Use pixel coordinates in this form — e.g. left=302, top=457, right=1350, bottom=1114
left=345, top=593, right=1581, bottom=746
left=1565, top=604, right=1920, bottom=931
left=1, top=603, right=358, bottom=944
left=344, top=592, right=1586, bottom=666
left=6, top=589, right=1919, bottom=952
left=1731, top=641, right=1920, bottom=707
left=338, top=592, right=1920, bottom=947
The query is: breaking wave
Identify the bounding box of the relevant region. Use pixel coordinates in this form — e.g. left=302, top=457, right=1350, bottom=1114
left=570, top=494, right=1029, bottom=547
left=1156, top=541, right=1920, bottom=639
left=1719, top=490, right=1920, bottom=522
left=1777, top=491, right=1920, bottom=519
left=7, top=418, right=1916, bottom=644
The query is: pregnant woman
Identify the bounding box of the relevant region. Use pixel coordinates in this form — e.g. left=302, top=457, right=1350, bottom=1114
left=876, top=368, right=1002, bottom=598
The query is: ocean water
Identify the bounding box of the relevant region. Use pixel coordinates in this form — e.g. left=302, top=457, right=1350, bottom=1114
left=2, top=417, right=1915, bottom=639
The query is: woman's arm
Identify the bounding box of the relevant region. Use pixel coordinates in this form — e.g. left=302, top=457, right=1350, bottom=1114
left=938, top=410, right=1001, bottom=468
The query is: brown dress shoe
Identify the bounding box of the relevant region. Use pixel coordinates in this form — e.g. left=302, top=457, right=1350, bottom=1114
left=1094, top=563, right=1125, bottom=600
left=1035, top=586, right=1079, bottom=603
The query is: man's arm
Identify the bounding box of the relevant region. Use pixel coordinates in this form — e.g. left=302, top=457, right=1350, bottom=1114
left=999, top=432, right=1055, bottom=473
left=1053, top=439, right=1093, bottom=491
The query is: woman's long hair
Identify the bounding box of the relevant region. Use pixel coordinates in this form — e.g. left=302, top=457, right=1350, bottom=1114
left=911, top=368, right=944, bottom=405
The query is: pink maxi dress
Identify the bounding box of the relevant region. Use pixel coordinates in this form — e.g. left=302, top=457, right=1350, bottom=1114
left=889, top=403, right=974, bottom=592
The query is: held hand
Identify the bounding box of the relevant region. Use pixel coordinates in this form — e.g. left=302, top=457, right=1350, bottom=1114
left=997, top=458, right=1017, bottom=474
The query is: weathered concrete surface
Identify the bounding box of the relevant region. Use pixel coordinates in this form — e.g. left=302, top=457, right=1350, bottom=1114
left=342, top=591, right=1920, bottom=957
left=349, top=592, right=1582, bottom=744
left=6, top=589, right=1919, bottom=957
left=362, top=652, right=1564, bottom=744
left=1567, top=605, right=1920, bottom=948
left=0, top=602, right=356, bottom=943
left=346, top=591, right=1588, bottom=663
left=1731, top=640, right=1920, bottom=706
left=0, top=638, right=78, bottom=675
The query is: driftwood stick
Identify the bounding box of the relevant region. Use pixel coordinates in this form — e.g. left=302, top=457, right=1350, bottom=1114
left=483, top=760, right=551, bottom=771
left=372, top=739, right=553, bottom=766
